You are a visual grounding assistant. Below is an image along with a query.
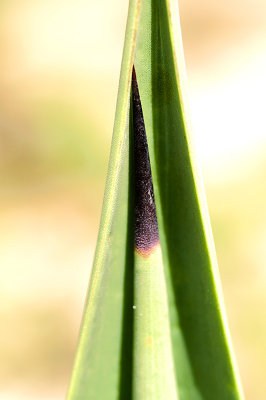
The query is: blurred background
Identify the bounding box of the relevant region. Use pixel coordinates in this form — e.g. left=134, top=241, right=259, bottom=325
left=0, top=0, right=266, bottom=398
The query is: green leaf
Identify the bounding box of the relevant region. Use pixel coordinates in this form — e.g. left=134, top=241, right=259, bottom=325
left=67, top=1, right=244, bottom=399
left=67, top=1, right=139, bottom=398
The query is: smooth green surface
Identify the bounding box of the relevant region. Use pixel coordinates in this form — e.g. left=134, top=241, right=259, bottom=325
left=133, top=247, right=178, bottom=400
left=134, top=1, right=243, bottom=399
left=68, top=0, right=243, bottom=399
left=67, top=1, right=140, bottom=398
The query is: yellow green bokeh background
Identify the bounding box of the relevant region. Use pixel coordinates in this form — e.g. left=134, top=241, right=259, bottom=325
left=1, top=1, right=266, bottom=398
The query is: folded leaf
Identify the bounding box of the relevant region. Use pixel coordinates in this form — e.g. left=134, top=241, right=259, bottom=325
left=67, top=1, right=244, bottom=399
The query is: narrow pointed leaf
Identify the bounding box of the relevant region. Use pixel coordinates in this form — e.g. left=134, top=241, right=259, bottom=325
left=68, top=1, right=244, bottom=399
left=67, top=1, right=140, bottom=398
left=134, top=1, right=243, bottom=399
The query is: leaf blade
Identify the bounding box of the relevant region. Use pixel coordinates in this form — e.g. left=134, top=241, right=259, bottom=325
left=134, top=0, right=243, bottom=398
left=68, top=0, right=244, bottom=398
left=67, top=1, right=140, bottom=398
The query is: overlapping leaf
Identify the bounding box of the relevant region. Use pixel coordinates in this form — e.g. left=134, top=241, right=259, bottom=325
left=67, top=1, right=243, bottom=399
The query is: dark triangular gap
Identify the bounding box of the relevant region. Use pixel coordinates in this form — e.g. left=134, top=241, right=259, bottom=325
left=119, top=65, right=162, bottom=398
left=132, top=66, right=159, bottom=255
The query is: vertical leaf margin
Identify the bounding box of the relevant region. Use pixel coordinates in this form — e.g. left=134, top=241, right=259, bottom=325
left=67, top=1, right=140, bottom=398
left=134, top=0, right=244, bottom=398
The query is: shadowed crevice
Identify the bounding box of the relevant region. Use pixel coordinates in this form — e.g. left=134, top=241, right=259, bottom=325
left=119, top=67, right=160, bottom=398
left=118, top=100, right=135, bottom=400
left=132, top=66, right=159, bottom=255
